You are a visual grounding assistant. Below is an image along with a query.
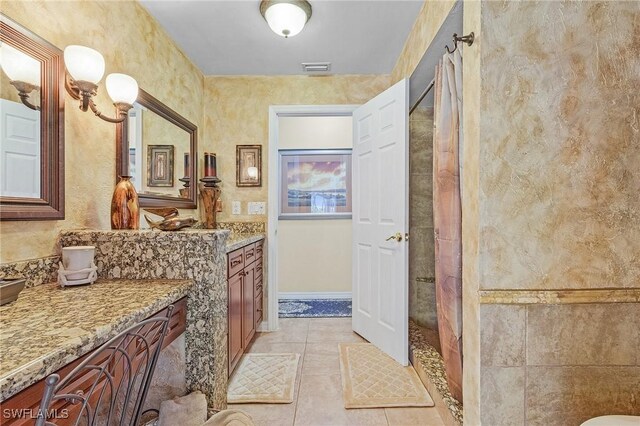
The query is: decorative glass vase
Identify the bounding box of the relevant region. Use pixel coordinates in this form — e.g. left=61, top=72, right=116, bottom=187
left=111, top=176, right=139, bottom=230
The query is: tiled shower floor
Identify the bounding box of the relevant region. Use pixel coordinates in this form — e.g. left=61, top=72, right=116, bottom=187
left=409, top=321, right=463, bottom=425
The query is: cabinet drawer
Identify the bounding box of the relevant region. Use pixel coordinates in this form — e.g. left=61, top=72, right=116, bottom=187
left=228, top=248, right=244, bottom=278
left=243, top=243, right=257, bottom=265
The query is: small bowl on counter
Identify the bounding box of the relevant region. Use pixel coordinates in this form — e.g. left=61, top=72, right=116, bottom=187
left=0, top=278, right=26, bottom=306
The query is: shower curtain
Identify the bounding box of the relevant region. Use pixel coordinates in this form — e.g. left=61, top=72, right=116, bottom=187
left=433, top=46, right=463, bottom=403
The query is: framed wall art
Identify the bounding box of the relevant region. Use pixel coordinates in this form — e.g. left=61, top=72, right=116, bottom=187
left=279, top=149, right=352, bottom=220
left=236, top=145, right=262, bottom=187
left=147, top=145, right=174, bottom=187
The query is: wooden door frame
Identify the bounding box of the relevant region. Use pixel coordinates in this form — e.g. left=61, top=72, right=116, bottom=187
left=266, top=105, right=358, bottom=332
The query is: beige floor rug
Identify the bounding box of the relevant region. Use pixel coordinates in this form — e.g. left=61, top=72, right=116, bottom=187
left=339, top=343, right=434, bottom=408
left=227, top=353, right=300, bottom=404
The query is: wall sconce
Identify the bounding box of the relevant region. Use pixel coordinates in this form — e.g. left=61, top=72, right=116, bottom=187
left=0, top=42, right=41, bottom=111
left=64, top=45, right=138, bottom=123
left=260, top=0, right=312, bottom=38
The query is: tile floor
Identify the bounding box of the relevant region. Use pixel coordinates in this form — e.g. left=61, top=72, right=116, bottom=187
left=227, top=318, right=445, bottom=426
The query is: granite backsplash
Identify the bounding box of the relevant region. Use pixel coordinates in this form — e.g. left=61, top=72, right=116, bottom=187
left=216, top=221, right=266, bottom=234
left=0, top=255, right=60, bottom=288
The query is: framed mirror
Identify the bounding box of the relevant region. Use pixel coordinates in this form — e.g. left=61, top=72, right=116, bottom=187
left=116, top=89, right=197, bottom=209
left=0, top=14, right=64, bottom=220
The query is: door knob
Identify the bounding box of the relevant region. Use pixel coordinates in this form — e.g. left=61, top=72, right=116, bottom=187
left=385, top=232, right=403, bottom=242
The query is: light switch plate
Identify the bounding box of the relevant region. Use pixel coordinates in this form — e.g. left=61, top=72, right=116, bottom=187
left=232, top=201, right=241, bottom=215
left=248, top=202, right=266, bottom=215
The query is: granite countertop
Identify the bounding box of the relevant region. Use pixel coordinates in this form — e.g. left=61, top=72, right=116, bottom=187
left=225, top=233, right=266, bottom=253
left=0, top=278, right=193, bottom=401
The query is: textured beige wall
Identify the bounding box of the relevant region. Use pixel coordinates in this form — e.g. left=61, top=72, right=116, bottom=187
left=479, top=0, right=640, bottom=291
left=0, top=1, right=204, bottom=263
left=277, top=116, right=353, bottom=294
left=391, top=0, right=457, bottom=82
left=462, top=0, right=482, bottom=423
left=202, top=75, right=391, bottom=222
left=477, top=1, right=640, bottom=424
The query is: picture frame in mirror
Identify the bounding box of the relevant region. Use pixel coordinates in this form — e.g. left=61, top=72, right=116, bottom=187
left=147, top=145, right=174, bottom=187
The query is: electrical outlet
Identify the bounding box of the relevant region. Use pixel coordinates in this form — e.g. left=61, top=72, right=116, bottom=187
left=248, top=202, right=266, bottom=215
left=232, top=201, right=241, bottom=215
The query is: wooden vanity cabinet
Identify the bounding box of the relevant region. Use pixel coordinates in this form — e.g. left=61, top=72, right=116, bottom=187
left=227, top=239, right=264, bottom=376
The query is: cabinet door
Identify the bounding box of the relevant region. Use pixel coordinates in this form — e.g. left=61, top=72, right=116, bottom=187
left=242, top=263, right=256, bottom=348
left=228, top=273, right=243, bottom=374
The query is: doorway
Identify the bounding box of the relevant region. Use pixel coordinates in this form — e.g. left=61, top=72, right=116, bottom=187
left=267, top=105, right=357, bottom=332
left=268, top=79, right=411, bottom=367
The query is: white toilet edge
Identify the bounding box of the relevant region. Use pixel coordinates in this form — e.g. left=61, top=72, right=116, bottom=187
left=581, top=415, right=640, bottom=426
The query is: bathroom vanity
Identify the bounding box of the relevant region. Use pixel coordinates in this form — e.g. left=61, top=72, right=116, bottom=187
left=0, top=227, right=266, bottom=416
left=226, top=237, right=265, bottom=375
left=0, top=279, right=192, bottom=425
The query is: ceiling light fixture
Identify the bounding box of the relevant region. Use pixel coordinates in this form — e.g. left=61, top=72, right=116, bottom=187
left=64, top=45, right=138, bottom=123
left=260, top=0, right=312, bottom=38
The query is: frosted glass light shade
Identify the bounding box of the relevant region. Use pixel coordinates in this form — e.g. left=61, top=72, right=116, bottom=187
left=64, top=45, right=105, bottom=84
left=264, top=2, right=309, bottom=37
left=0, top=43, right=41, bottom=86
left=106, top=73, right=138, bottom=105
left=247, top=166, right=259, bottom=179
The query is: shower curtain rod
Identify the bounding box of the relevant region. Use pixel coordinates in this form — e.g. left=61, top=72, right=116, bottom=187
left=409, top=32, right=475, bottom=115
left=409, top=78, right=435, bottom=115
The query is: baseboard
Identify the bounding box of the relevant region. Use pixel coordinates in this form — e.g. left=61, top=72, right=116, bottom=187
left=257, top=320, right=269, bottom=332
left=278, top=291, right=352, bottom=300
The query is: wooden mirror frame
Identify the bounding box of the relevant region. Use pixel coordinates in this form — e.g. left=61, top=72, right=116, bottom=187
left=116, top=89, right=197, bottom=209
left=0, top=14, right=65, bottom=220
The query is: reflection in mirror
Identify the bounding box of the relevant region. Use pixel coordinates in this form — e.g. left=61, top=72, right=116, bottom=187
left=117, top=88, right=197, bottom=209
left=127, top=102, right=191, bottom=197
left=0, top=42, right=42, bottom=198
left=0, top=42, right=41, bottom=110
left=0, top=14, right=64, bottom=220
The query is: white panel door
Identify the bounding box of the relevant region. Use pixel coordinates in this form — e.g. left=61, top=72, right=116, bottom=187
left=0, top=99, right=41, bottom=198
left=352, top=79, right=409, bottom=365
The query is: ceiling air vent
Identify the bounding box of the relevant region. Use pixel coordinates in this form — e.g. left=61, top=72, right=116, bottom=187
left=302, top=62, right=331, bottom=73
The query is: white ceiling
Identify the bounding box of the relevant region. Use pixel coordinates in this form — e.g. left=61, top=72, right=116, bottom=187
left=140, top=0, right=424, bottom=76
